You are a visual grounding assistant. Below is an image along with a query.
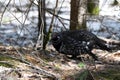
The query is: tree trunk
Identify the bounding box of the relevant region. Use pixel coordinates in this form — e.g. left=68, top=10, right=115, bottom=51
left=87, top=0, right=99, bottom=15
left=78, top=0, right=87, bottom=29
left=43, top=0, right=58, bottom=49
left=35, top=0, right=46, bottom=50
left=70, top=0, right=79, bottom=30
left=70, top=0, right=87, bottom=30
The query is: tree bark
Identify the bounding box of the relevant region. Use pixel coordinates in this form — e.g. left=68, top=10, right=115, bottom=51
left=36, top=0, right=46, bottom=50
left=70, top=0, right=79, bottom=30
left=87, top=0, right=99, bottom=15
left=70, top=0, right=87, bottom=30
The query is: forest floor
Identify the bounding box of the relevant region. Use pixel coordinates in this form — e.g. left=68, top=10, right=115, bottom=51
left=0, top=45, right=120, bottom=80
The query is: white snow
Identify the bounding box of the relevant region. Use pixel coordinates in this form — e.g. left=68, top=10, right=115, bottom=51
left=0, top=0, right=120, bottom=46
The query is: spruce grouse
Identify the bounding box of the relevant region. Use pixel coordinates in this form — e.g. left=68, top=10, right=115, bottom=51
left=51, top=30, right=111, bottom=60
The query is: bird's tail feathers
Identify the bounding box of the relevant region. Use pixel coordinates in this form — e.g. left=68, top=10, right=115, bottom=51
left=96, top=37, right=120, bottom=52
left=95, top=38, right=111, bottom=52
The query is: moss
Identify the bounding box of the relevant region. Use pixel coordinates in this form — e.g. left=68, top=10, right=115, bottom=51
left=0, top=55, right=28, bottom=68
left=0, top=55, right=16, bottom=68
left=87, top=1, right=99, bottom=15
left=0, top=55, right=15, bottom=61
left=0, top=62, right=14, bottom=68
left=43, top=31, right=52, bottom=50
left=92, top=7, right=99, bottom=15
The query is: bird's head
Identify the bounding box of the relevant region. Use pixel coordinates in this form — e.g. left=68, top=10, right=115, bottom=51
left=50, top=32, right=62, bottom=45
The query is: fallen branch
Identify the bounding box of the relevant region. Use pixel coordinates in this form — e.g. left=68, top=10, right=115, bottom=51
left=99, top=37, right=120, bottom=50
left=99, top=37, right=120, bottom=45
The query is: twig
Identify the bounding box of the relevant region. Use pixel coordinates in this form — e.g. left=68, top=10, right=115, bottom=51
left=17, top=58, right=59, bottom=79
left=0, top=0, right=12, bottom=25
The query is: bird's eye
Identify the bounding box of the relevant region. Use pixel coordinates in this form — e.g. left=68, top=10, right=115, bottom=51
left=52, top=36, right=60, bottom=41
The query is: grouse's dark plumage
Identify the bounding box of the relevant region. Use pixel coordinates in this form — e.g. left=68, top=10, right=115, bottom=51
left=51, top=30, right=111, bottom=60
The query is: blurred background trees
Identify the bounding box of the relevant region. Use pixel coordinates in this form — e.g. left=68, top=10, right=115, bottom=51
left=0, top=0, right=120, bottom=49
left=0, top=0, right=120, bottom=79
left=70, top=0, right=99, bottom=30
